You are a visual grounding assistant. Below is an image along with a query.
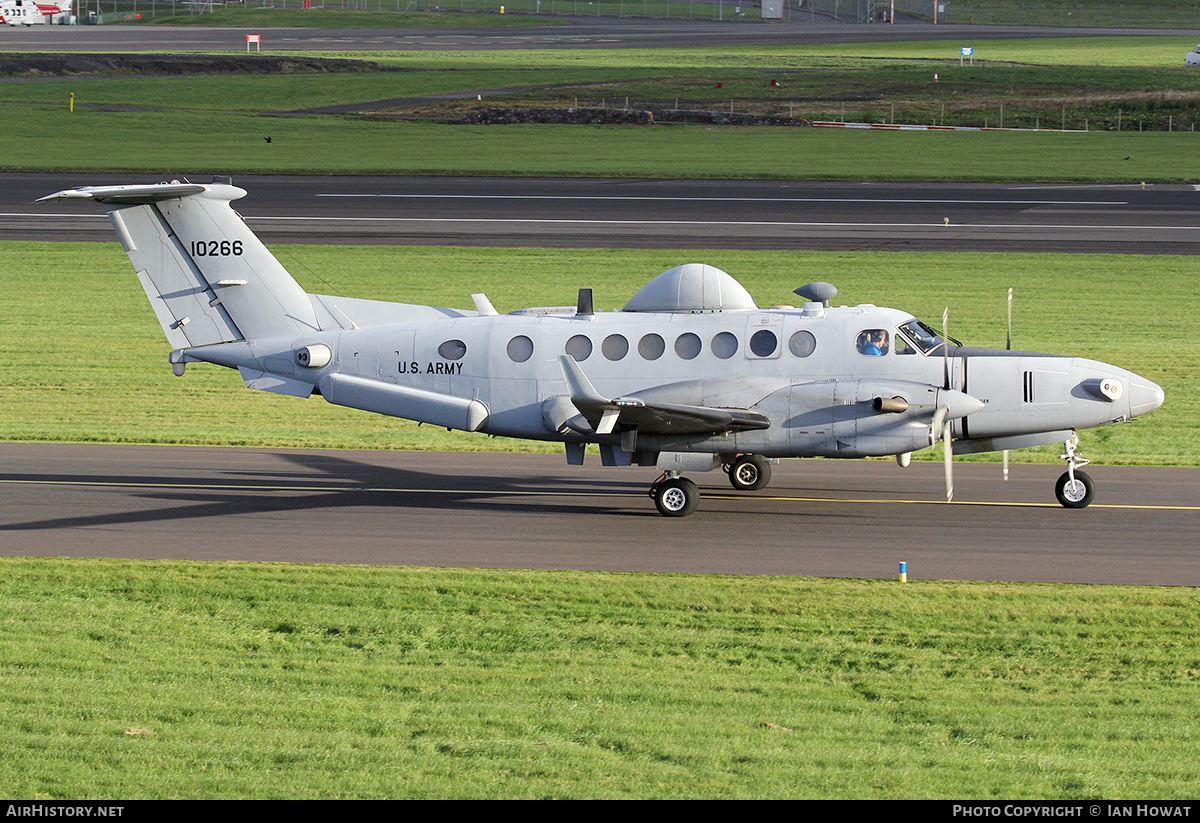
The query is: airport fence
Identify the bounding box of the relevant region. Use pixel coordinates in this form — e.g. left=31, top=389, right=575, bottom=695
left=77, top=0, right=1200, bottom=28
left=939, top=0, right=1200, bottom=27
left=79, top=0, right=771, bottom=21
left=555, top=95, right=1199, bottom=132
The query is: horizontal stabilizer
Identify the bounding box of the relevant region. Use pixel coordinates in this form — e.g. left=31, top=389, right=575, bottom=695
left=238, top=367, right=315, bottom=398
left=37, top=182, right=208, bottom=205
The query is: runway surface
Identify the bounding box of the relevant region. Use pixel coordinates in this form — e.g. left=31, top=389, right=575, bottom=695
left=1, top=20, right=1193, bottom=54
left=1, top=443, right=1196, bottom=585
left=10, top=172, right=1200, bottom=253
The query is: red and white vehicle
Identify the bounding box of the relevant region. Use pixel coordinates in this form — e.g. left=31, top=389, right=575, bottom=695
left=1, top=0, right=73, bottom=25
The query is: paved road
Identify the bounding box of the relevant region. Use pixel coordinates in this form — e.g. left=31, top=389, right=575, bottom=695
left=9, top=172, right=1200, bottom=253
left=2, top=444, right=1197, bottom=584
left=2, top=20, right=1193, bottom=54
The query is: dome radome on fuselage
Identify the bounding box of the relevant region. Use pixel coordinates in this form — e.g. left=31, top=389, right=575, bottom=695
left=623, top=264, right=759, bottom=313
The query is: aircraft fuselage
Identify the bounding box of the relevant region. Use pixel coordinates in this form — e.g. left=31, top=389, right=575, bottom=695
left=186, top=301, right=1162, bottom=464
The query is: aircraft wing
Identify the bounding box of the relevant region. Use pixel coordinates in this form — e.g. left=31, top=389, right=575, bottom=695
left=613, top=401, right=771, bottom=435
left=558, top=355, right=769, bottom=436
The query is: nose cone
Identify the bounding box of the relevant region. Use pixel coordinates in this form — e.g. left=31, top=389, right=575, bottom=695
left=1128, top=375, right=1165, bottom=418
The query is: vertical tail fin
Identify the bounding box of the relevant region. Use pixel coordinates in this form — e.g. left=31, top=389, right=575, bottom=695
left=39, top=179, right=319, bottom=349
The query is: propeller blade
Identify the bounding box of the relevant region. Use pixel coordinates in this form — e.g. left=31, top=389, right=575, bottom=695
left=931, top=405, right=954, bottom=502
left=944, top=417, right=954, bottom=502
left=942, top=307, right=951, bottom=390
left=931, top=406, right=947, bottom=442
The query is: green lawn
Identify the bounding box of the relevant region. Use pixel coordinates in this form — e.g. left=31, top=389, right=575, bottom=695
left=1, top=558, right=1197, bottom=799
left=2, top=105, right=1198, bottom=180
left=4, top=37, right=1200, bottom=178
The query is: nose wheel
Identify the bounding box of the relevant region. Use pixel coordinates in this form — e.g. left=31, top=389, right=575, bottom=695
left=1055, top=433, right=1094, bottom=508
left=650, top=473, right=699, bottom=517
left=1055, top=470, right=1094, bottom=508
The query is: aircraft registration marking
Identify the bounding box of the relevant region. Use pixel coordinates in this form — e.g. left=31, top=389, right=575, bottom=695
left=189, top=240, right=243, bottom=257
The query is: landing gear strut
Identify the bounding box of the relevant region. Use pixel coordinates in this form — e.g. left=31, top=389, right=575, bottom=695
left=1055, top=433, right=1095, bottom=508
left=649, top=472, right=699, bottom=517
left=725, top=453, right=772, bottom=492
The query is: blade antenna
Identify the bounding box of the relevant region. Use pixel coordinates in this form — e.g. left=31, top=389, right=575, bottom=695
left=1006, top=287, right=1013, bottom=352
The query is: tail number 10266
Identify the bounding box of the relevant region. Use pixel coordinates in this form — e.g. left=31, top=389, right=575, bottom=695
left=191, top=240, right=244, bottom=257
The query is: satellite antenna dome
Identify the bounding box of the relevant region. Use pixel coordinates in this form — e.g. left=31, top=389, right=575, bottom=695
left=623, top=264, right=758, bottom=312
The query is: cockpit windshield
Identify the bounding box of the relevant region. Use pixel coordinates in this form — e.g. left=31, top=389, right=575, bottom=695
left=897, top=319, right=947, bottom=354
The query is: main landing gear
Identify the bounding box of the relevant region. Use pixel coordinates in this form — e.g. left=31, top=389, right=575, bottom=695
left=648, top=454, right=771, bottom=517
left=725, top=453, right=772, bottom=492
left=1055, top=433, right=1095, bottom=508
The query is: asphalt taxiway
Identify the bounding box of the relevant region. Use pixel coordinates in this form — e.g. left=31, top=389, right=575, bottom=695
left=2, top=20, right=1194, bottom=54
left=9, top=173, right=1200, bottom=253
left=1, top=444, right=1196, bottom=585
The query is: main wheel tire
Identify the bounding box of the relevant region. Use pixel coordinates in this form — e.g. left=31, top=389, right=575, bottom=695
left=654, top=478, right=699, bottom=517
left=1055, top=470, right=1095, bottom=508
left=728, top=454, right=772, bottom=492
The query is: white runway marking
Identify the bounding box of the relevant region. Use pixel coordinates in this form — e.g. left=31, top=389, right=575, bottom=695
left=9, top=213, right=1197, bottom=233
left=317, top=193, right=1131, bottom=206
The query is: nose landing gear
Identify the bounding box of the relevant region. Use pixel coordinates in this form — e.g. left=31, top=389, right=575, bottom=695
left=1055, top=433, right=1095, bottom=508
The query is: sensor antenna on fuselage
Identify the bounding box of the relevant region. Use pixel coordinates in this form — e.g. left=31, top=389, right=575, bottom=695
left=793, top=282, right=838, bottom=308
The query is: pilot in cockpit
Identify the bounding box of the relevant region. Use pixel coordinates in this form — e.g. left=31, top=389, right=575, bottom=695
left=857, top=330, right=889, bottom=356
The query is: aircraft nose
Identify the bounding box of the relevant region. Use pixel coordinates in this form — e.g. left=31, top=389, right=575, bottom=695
left=1128, top=375, right=1165, bottom=418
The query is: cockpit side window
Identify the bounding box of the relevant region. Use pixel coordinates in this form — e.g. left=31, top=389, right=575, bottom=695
left=897, top=319, right=945, bottom=355
left=856, top=329, right=889, bottom=356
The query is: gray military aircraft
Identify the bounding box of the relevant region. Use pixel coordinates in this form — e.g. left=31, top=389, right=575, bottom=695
left=40, top=178, right=1165, bottom=516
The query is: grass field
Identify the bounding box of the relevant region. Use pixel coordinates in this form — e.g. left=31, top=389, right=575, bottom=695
left=5, top=107, right=1200, bottom=180
left=3, top=38, right=1200, bottom=179
left=1, top=242, right=1191, bottom=465
left=95, top=0, right=1200, bottom=27
left=1, top=558, right=1197, bottom=799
